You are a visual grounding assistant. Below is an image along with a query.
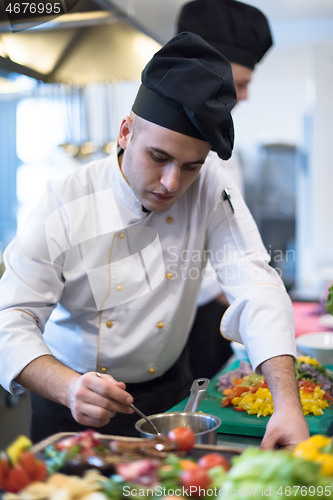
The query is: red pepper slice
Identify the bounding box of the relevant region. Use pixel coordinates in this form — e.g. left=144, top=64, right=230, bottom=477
left=234, top=386, right=250, bottom=397
left=233, top=406, right=246, bottom=412
left=222, top=397, right=233, bottom=407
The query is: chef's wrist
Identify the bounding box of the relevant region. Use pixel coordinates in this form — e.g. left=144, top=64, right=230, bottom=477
left=64, top=372, right=83, bottom=408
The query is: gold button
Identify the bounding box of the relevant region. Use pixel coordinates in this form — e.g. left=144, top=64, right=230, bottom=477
left=165, top=272, right=172, bottom=279
left=118, top=232, right=125, bottom=239
left=157, top=322, right=164, bottom=329
left=149, top=367, right=155, bottom=374
left=166, top=217, right=173, bottom=224
left=106, top=320, right=113, bottom=328
left=116, top=285, right=122, bottom=291
left=101, top=367, right=107, bottom=373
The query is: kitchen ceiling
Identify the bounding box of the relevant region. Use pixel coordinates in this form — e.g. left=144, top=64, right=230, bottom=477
left=0, top=0, right=333, bottom=86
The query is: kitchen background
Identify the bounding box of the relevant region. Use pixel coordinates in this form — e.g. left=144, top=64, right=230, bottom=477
left=0, top=0, right=333, bottom=446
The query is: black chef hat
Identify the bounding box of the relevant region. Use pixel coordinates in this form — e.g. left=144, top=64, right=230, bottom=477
left=177, top=0, right=273, bottom=69
left=132, top=31, right=236, bottom=160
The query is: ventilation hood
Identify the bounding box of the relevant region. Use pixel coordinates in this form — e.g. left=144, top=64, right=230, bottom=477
left=0, top=0, right=161, bottom=85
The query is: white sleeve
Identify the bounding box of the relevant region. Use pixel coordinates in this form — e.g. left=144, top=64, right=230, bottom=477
left=205, top=175, right=296, bottom=374
left=196, top=260, right=222, bottom=306
left=196, top=151, right=244, bottom=307
left=0, top=188, right=65, bottom=393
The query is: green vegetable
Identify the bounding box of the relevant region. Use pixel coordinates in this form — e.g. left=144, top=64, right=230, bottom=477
left=102, top=475, right=126, bottom=500
left=239, top=373, right=265, bottom=387
left=295, top=359, right=333, bottom=383
left=325, top=284, right=333, bottom=316
left=45, top=444, right=81, bottom=474
left=219, top=448, right=333, bottom=499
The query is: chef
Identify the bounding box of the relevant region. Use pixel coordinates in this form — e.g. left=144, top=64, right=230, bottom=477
left=0, top=32, right=309, bottom=448
left=177, top=0, right=275, bottom=379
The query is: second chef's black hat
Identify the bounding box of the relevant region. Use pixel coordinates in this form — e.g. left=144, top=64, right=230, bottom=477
left=132, top=32, right=236, bottom=160
left=177, top=0, right=273, bottom=69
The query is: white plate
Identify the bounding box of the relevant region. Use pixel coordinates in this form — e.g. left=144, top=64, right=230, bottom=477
left=319, top=314, right=333, bottom=329
left=296, top=332, right=333, bottom=365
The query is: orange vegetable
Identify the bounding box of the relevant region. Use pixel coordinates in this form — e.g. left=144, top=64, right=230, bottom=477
left=233, top=378, right=243, bottom=385
left=179, top=459, right=199, bottom=470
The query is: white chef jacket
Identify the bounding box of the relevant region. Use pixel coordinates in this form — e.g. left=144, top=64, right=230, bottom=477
left=196, top=150, right=244, bottom=307
left=0, top=144, right=296, bottom=394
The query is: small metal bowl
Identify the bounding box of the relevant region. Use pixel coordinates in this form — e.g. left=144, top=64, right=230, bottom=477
left=135, top=411, right=221, bottom=445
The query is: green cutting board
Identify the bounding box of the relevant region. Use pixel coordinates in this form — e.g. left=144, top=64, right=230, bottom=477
left=169, top=360, right=333, bottom=437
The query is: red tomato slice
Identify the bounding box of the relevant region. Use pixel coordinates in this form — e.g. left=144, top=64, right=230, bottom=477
left=181, top=467, right=211, bottom=497
left=168, top=427, right=196, bottom=451
left=198, top=452, right=231, bottom=471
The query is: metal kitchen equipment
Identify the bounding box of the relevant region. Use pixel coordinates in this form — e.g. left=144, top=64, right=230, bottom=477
left=135, top=378, right=221, bottom=445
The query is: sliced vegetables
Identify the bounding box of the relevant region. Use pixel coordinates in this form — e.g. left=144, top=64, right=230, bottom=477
left=219, top=356, right=333, bottom=417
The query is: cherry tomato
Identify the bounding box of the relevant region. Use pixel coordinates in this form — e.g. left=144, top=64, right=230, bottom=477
left=181, top=467, right=211, bottom=496
left=18, top=450, right=47, bottom=482
left=0, top=457, right=10, bottom=488
left=198, top=452, right=231, bottom=471
left=4, top=464, right=30, bottom=493
left=168, top=427, right=196, bottom=451
left=30, top=460, right=47, bottom=482
left=18, top=451, right=38, bottom=479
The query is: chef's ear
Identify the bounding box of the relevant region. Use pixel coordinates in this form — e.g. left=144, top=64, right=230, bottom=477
left=118, top=116, right=133, bottom=150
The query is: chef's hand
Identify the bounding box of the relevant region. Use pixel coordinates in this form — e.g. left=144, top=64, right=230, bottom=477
left=260, top=406, right=309, bottom=450
left=259, top=355, right=310, bottom=450
left=68, top=372, right=134, bottom=427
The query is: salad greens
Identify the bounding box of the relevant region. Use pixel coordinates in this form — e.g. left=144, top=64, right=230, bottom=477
left=220, top=448, right=333, bottom=499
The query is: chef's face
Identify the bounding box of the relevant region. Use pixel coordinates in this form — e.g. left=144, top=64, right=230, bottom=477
left=118, top=114, right=211, bottom=213
left=231, top=63, right=254, bottom=103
